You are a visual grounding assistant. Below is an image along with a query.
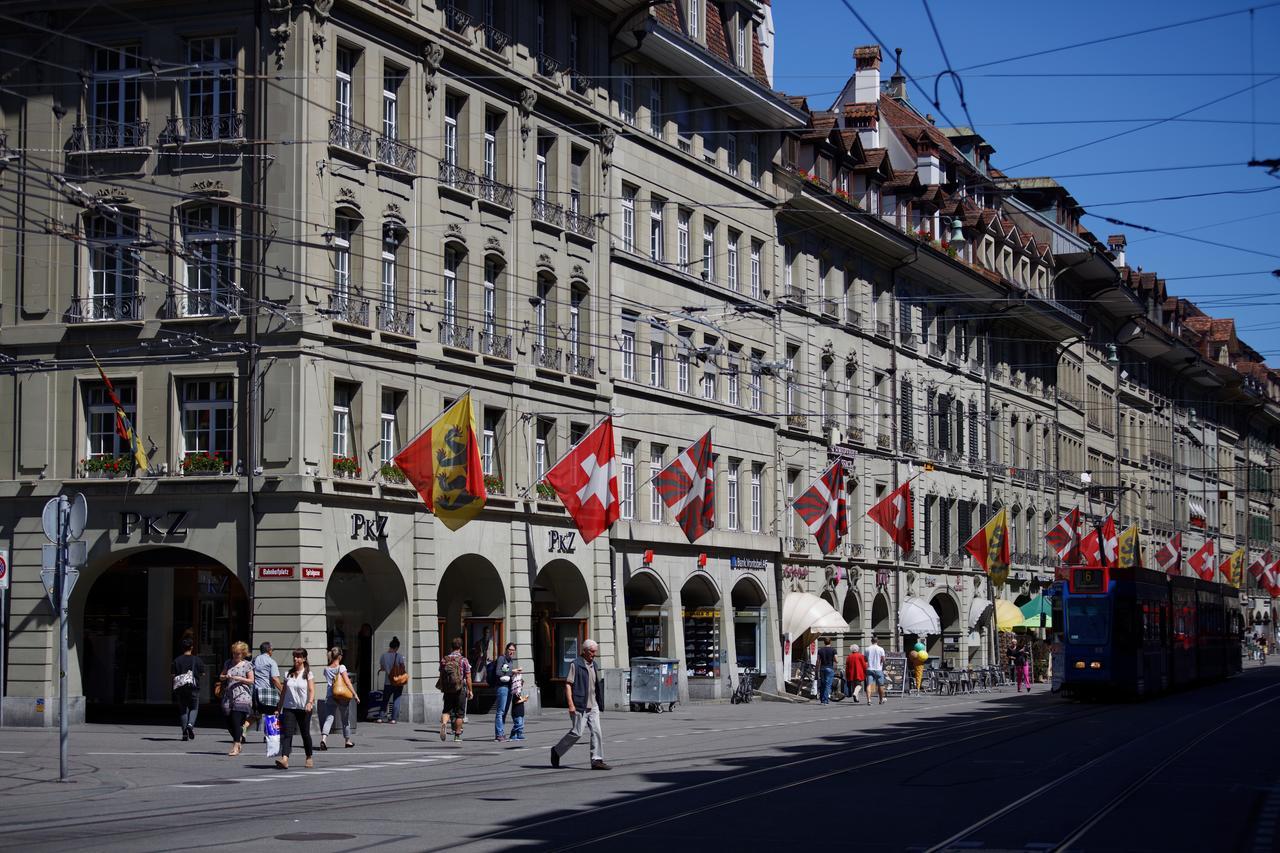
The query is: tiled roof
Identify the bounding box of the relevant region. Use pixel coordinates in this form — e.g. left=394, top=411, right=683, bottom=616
left=844, top=102, right=878, bottom=126
left=878, top=94, right=968, bottom=165
left=653, top=2, right=774, bottom=89
left=785, top=94, right=810, bottom=111
left=883, top=169, right=921, bottom=193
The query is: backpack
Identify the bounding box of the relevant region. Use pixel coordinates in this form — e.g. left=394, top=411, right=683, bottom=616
left=485, top=658, right=499, bottom=685
left=440, top=654, right=465, bottom=693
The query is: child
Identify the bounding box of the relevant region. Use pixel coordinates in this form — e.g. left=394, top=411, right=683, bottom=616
left=509, top=668, right=527, bottom=740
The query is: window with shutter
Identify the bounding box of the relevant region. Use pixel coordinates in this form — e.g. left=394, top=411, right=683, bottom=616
left=923, top=496, right=932, bottom=555
left=941, top=499, right=952, bottom=557
left=954, top=399, right=965, bottom=454
left=939, top=393, right=951, bottom=450
left=900, top=379, right=913, bottom=445
left=958, top=500, right=972, bottom=546
left=969, top=400, right=979, bottom=460
left=927, top=388, right=936, bottom=447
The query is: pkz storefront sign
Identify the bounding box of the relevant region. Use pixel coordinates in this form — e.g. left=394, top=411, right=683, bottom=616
left=118, top=510, right=189, bottom=540
left=730, top=555, right=769, bottom=571
left=547, top=530, right=577, bottom=554
left=350, top=513, right=389, bottom=541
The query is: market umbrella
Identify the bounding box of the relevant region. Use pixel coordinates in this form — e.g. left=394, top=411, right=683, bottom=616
left=782, top=592, right=849, bottom=639
left=1020, top=596, right=1051, bottom=621
left=968, top=596, right=992, bottom=630
left=995, top=599, right=1024, bottom=632
left=898, top=596, right=942, bottom=635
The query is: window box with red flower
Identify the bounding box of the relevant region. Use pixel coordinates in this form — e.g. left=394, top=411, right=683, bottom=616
left=82, top=455, right=129, bottom=478
left=333, top=455, right=362, bottom=479
left=378, top=462, right=406, bottom=484
left=483, top=473, right=504, bottom=494
left=182, top=452, right=228, bottom=475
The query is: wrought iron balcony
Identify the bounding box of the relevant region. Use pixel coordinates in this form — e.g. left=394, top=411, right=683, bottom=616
left=328, top=116, right=371, bottom=157
left=848, top=543, right=864, bottom=557
left=536, top=53, right=562, bottom=78
left=876, top=545, right=893, bottom=560
left=785, top=536, right=808, bottom=554
left=327, top=293, right=369, bottom=326
left=376, top=136, right=418, bottom=173
left=160, top=113, right=245, bottom=143
left=481, top=22, right=511, bottom=54
left=564, top=208, right=596, bottom=239
left=439, top=320, right=474, bottom=350
left=902, top=437, right=919, bottom=454
left=532, top=342, right=562, bottom=371
left=376, top=304, right=414, bottom=336
left=444, top=3, right=473, bottom=33
left=822, top=414, right=840, bottom=430
left=877, top=431, right=891, bottom=449
left=567, top=352, right=595, bottom=377
left=479, top=330, right=512, bottom=359
left=439, top=160, right=477, bottom=194
left=68, top=292, right=144, bottom=323
left=569, top=68, right=594, bottom=96
left=928, top=445, right=946, bottom=463
left=70, top=119, right=150, bottom=152
left=477, top=174, right=513, bottom=206
left=163, top=291, right=240, bottom=319
left=532, top=197, right=564, bottom=227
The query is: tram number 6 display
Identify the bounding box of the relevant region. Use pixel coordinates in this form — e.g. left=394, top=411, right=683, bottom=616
left=1070, top=566, right=1109, bottom=594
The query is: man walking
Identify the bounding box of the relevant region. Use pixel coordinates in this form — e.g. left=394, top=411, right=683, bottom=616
left=864, top=636, right=887, bottom=705
left=494, top=642, right=518, bottom=742
left=550, top=639, right=610, bottom=770
left=816, top=637, right=837, bottom=704
left=250, top=642, right=282, bottom=733
left=845, top=644, right=867, bottom=703
left=438, top=637, right=472, bottom=742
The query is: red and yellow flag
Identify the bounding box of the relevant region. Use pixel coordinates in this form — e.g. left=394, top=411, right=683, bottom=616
left=1219, top=547, right=1245, bottom=588
left=966, top=508, right=1011, bottom=586
left=90, top=350, right=148, bottom=473
left=394, top=393, right=486, bottom=531
left=1117, top=526, right=1143, bottom=569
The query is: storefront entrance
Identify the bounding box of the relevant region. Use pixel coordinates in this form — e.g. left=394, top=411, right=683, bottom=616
left=325, top=550, right=408, bottom=705
left=681, top=574, right=721, bottom=700
left=929, top=592, right=960, bottom=667
left=80, top=548, right=246, bottom=721
left=625, top=569, right=669, bottom=663
left=842, top=591, right=862, bottom=652
left=730, top=576, right=767, bottom=677
left=871, top=591, right=892, bottom=643
left=438, top=555, right=505, bottom=711
left=531, top=560, right=590, bottom=708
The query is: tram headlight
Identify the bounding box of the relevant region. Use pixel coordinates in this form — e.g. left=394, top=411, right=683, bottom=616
left=1074, top=661, right=1085, bottom=669
left=1090, top=661, right=1102, bottom=669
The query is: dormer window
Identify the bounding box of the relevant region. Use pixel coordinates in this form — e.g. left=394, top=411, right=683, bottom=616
left=736, top=15, right=748, bottom=69
left=687, top=0, right=700, bottom=39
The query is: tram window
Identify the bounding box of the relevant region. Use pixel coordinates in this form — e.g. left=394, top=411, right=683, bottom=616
left=1066, top=601, right=1110, bottom=644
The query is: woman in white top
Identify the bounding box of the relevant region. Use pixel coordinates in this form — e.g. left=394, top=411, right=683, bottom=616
left=321, top=647, right=357, bottom=750
left=275, top=648, right=316, bottom=770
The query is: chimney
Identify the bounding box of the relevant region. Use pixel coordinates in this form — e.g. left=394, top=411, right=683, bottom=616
left=1108, top=234, right=1127, bottom=267
left=888, top=47, right=907, bottom=101
left=853, top=45, right=881, bottom=104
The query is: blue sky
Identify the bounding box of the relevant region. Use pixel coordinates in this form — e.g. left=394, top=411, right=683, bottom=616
left=771, top=0, right=1280, bottom=359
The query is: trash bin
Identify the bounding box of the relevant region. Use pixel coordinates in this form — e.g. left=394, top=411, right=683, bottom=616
left=630, top=657, right=679, bottom=713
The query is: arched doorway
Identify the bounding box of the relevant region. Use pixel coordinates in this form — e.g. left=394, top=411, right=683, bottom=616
left=624, top=568, right=669, bottom=662
left=438, top=555, right=505, bottom=707
left=681, top=573, right=722, bottom=696
left=326, top=549, right=408, bottom=704
left=842, top=591, right=862, bottom=651
left=731, top=575, right=768, bottom=676
left=871, top=591, right=892, bottom=643
left=80, top=547, right=246, bottom=722
left=532, top=560, right=590, bottom=707
left=929, top=592, right=960, bottom=666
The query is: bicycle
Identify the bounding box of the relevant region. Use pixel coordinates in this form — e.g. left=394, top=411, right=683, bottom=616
left=731, top=669, right=755, bottom=704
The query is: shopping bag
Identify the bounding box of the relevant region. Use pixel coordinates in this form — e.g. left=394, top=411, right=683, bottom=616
left=263, top=714, right=281, bottom=757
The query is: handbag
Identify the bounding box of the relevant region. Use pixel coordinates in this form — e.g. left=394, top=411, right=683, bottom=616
left=263, top=714, right=280, bottom=758
left=173, top=670, right=196, bottom=690
left=332, top=675, right=353, bottom=702
left=213, top=679, right=224, bottom=700
left=390, top=658, right=409, bottom=687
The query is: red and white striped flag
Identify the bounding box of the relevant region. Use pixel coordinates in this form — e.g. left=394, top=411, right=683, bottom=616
left=654, top=431, right=714, bottom=543
left=1045, top=508, right=1081, bottom=565
left=1187, top=539, right=1216, bottom=581
left=1248, top=550, right=1274, bottom=582
left=1155, top=532, right=1183, bottom=576
left=794, top=463, right=848, bottom=555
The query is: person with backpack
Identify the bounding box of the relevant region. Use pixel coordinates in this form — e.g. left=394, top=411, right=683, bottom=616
left=438, top=636, right=473, bottom=742
left=377, top=637, right=407, bottom=724
left=493, top=642, right=518, bottom=742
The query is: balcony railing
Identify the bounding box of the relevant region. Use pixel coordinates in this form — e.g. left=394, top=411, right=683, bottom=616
left=70, top=118, right=150, bottom=152
left=847, top=543, right=864, bottom=557
left=877, top=431, right=891, bottom=449
left=532, top=197, right=564, bottom=227
left=569, top=68, right=594, bottom=96
left=376, top=136, right=418, bottom=173
left=875, top=546, right=893, bottom=561
left=327, top=293, right=369, bottom=326
left=480, top=22, right=510, bottom=53
left=439, top=320, right=474, bottom=350
left=902, top=437, right=919, bottom=454
left=532, top=342, right=562, bottom=371
left=822, top=414, right=840, bottom=430
left=901, top=332, right=917, bottom=348
left=444, top=3, right=473, bottom=33
left=69, top=292, right=144, bottom=323
left=376, top=304, right=414, bottom=336
left=786, top=412, right=807, bottom=429
left=785, top=536, right=808, bottom=554
left=567, top=352, right=595, bottom=378
left=160, top=113, right=245, bottom=144
left=564, top=208, right=596, bottom=239
left=328, top=116, right=371, bottom=157
left=163, top=291, right=240, bottom=319
left=479, top=330, right=512, bottom=359
left=478, top=174, right=513, bottom=207
left=536, top=53, right=562, bottom=78
left=439, top=160, right=477, bottom=194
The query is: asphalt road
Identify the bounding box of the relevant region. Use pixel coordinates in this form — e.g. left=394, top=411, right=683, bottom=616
left=0, top=663, right=1277, bottom=852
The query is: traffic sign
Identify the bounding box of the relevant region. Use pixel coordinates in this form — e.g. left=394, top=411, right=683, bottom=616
left=42, top=542, right=86, bottom=570
left=39, top=565, right=79, bottom=611
left=67, top=493, right=88, bottom=540
left=0, top=548, right=8, bottom=591
left=41, top=497, right=65, bottom=544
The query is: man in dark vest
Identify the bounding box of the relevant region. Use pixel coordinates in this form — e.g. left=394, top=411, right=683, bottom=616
left=550, top=638, right=610, bottom=769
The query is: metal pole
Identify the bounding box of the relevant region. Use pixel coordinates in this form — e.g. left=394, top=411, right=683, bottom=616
left=57, top=494, right=69, bottom=783
left=1, top=586, right=6, bottom=729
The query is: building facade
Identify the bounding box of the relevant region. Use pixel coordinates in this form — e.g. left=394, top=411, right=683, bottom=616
left=0, top=2, right=1276, bottom=726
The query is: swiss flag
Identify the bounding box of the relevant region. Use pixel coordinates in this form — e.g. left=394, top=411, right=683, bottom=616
left=867, top=481, right=913, bottom=552
left=1188, top=539, right=1216, bottom=581
left=1262, top=557, right=1280, bottom=596
left=543, top=418, right=619, bottom=543
left=1101, top=515, right=1119, bottom=568
left=1080, top=529, right=1103, bottom=567
left=655, top=431, right=715, bottom=543
left=1155, top=532, right=1183, bottom=576
left=794, top=463, right=848, bottom=555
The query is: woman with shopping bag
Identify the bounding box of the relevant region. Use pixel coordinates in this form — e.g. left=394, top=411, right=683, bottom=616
left=320, top=647, right=357, bottom=750
left=219, top=641, right=254, bottom=757
left=275, top=648, right=316, bottom=770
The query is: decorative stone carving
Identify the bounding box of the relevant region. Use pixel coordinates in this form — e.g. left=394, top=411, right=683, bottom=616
left=384, top=202, right=405, bottom=223
left=445, top=223, right=464, bottom=239
left=599, top=125, right=616, bottom=174
left=93, top=187, right=132, bottom=204
left=188, top=179, right=228, bottom=198
left=535, top=253, right=554, bottom=272
left=518, top=88, right=537, bottom=149
left=422, top=42, right=444, bottom=112
left=571, top=264, right=586, bottom=280
left=335, top=186, right=360, bottom=209
left=484, top=236, right=504, bottom=257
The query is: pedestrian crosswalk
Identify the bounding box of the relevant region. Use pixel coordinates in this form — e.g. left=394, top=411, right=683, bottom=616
left=176, top=755, right=460, bottom=788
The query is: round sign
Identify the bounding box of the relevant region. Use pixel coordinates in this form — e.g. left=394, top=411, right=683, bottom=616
left=67, top=493, right=88, bottom=540
left=0, top=551, right=8, bottom=591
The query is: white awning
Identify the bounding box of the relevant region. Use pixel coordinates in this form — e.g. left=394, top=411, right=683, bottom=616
left=782, top=592, right=849, bottom=638
left=1188, top=498, right=1206, bottom=520
left=968, top=596, right=992, bottom=630
left=899, top=596, right=942, bottom=636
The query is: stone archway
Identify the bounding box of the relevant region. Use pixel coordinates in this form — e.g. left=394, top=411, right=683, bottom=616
left=871, top=591, right=892, bottom=642
left=929, top=591, right=960, bottom=665
left=532, top=560, right=591, bottom=705
left=326, top=548, right=409, bottom=703
left=731, top=575, right=768, bottom=675
left=681, top=573, right=722, bottom=693
left=439, top=554, right=506, bottom=696
left=623, top=568, right=670, bottom=664
left=842, top=590, right=862, bottom=651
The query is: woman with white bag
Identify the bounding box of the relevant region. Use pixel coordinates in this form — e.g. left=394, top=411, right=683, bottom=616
left=171, top=637, right=205, bottom=742
left=320, top=647, right=357, bottom=750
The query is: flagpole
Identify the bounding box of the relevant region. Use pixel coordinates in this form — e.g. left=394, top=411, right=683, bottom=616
left=517, top=412, right=612, bottom=500
left=398, top=387, right=477, bottom=454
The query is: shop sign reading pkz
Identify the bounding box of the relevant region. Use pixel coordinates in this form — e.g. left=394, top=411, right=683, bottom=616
left=350, top=513, right=389, bottom=541
left=547, top=530, right=577, bottom=554
left=119, top=510, right=188, bottom=540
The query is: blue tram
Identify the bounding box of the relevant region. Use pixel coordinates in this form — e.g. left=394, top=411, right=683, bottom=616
left=1060, top=566, right=1242, bottom=699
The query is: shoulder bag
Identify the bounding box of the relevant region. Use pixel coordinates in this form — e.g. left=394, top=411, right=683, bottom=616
left=332, top=672, right=354, bottom=702
left=390, top=657, right=409, bottom=687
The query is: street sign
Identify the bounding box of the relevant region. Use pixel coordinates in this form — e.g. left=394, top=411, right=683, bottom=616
left=0, top=548, right=8, bottom=592
left=41, top=497, right=65, bottom=544
left=39, top=565, right=78, bottom=611
left=42, top=543, right=58, bottom=570
left=42, top=542, right=86, bottom=570
left=67, top=493, right=88, bottom=540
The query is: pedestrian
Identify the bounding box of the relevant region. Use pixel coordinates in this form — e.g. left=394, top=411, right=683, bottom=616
left=276, top=647, right=316, bottom=770
left=218, top=641, right=254, bottom=756
left=550, top=638, right=610, bottom=770
left=864, top=636, right=887, bottom=705
left=494, top=642, right=518, bottom=742
left=171, top=636, right=205, bottom=741
left=508, top=666, right=528, bottom=741
left=1014, top=639, right=1031, bottom=693
left=377, top=637, right=407, bottom=724
left=250, top=642, right=282, bottom=734
left=438, top=636, right=472, bottom=742
left=320, top=647, right=357, bottom=750
left=845, top=643, right=867, bottom=703
left=816, top=637, right=837, bottom=704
